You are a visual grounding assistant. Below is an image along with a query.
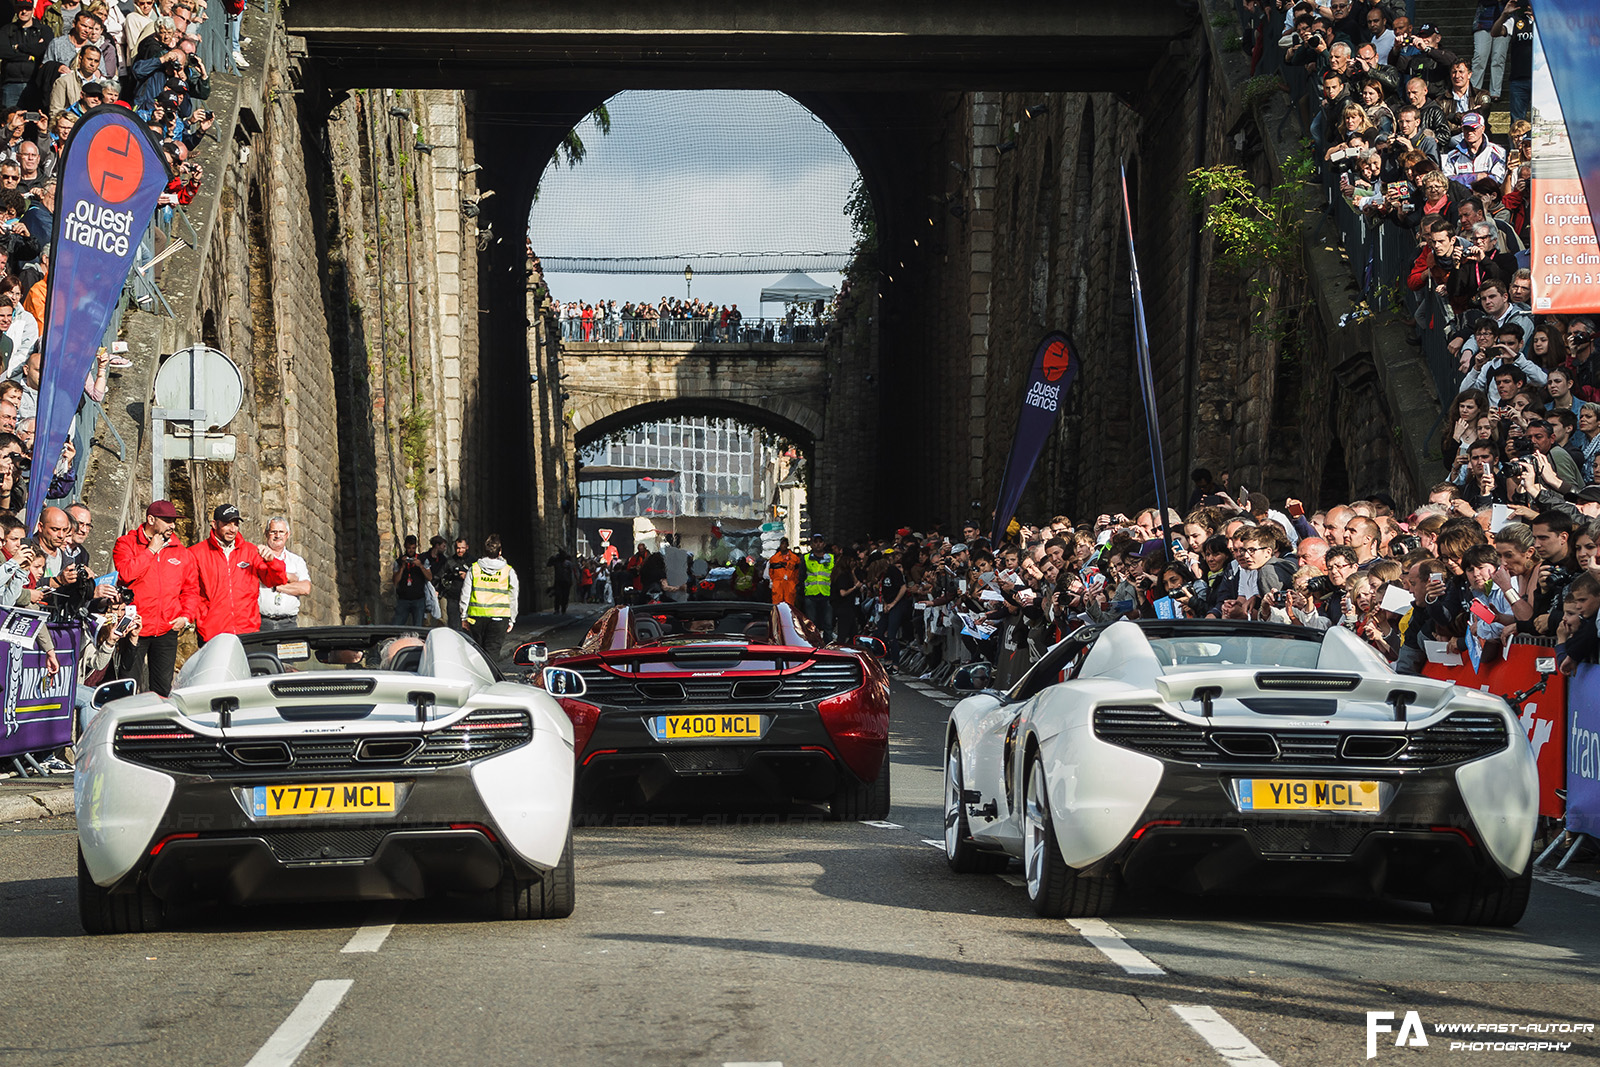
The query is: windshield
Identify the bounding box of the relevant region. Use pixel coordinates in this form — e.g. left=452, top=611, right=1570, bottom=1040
left=239, top=630, right=437, bottom=673
left=629, top=608, right=772, bottom=646
left=1148, top=635, right=1323, bottom=670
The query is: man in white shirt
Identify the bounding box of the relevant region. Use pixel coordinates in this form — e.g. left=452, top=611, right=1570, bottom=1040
left=257, top=516, right=312, bottom=630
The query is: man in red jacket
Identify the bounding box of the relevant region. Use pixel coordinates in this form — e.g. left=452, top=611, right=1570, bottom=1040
left=111, top=499, right=200, bottom=696
left=193, top=503, right=287, bottom=643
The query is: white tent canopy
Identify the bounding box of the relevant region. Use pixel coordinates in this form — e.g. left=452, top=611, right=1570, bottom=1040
left=759, top=271, right=835, bottom=305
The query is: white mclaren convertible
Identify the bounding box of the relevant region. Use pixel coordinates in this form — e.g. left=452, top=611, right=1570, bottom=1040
left=75, top=627, right=578, bottom=934
left=943, top=620, right=1539, bottom=925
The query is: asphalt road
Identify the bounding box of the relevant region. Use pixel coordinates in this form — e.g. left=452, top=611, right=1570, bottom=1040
left=4, top=616, right=1600, bottom=1067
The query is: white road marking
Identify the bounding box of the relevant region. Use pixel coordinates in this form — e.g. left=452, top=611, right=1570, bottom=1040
left=996, top=873, right=1026, bottom=887
left=340, top=908, right=401, bottom=953
left=1534, top=868, right=1600, bottom=900
left=1170, top=1005, right=1281, bottom=1067
left=723, top=1062, right=782, bottom=1067
left=1067, top=918, right=1166, bottom=976
left=859, top=820, right=904, bottom=829
left=244, top=979, right=354, bottom=1067
left=921, top=838, right=945, bottom=849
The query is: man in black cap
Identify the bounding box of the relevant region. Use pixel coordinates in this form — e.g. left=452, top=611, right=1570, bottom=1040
left=193, top=502, right=286, bottom=643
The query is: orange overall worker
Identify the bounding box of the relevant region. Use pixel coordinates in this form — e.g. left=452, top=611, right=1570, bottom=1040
left=765, top=537, right=802, bottom=607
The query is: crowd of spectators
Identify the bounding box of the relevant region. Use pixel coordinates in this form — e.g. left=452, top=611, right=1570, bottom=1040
left=556, top=296, right=831, bottom=343
left=770, top=475, right=1600, bottom=683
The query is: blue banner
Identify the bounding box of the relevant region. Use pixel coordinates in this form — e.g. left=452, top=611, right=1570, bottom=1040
left=990, top=331, right=1079, bottom=543
left=1568, top=662, right=1600, bottom=837
left=27, top=106, right=169, bottom=526
left=1120, top=162, right=1176, bottom=547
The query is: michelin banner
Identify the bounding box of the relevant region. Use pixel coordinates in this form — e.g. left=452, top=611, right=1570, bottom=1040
left=0, top=608, right=82, bottom=761
left=26, top=106, right=170, bottom=526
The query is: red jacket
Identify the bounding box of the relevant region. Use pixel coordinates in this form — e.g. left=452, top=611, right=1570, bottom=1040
left=112, top=527, right=201, bottom=638
left=192, top=534, right=288, bottom=642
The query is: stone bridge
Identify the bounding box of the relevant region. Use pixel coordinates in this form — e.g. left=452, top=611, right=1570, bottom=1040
left=560, top=342, right=829, bottom=449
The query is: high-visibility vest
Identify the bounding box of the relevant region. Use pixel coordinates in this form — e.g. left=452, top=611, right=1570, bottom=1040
left=466, top=561, right=513, bottom=618
left=803, top=552, right=834, bottom=597
left=732, top=567, right=757, bottom=593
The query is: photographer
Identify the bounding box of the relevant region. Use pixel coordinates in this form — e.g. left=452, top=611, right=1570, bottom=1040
left=391, top=533, right=432, bottom=627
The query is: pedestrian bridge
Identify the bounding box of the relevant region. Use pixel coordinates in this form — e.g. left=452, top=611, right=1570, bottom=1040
left=285, top=0, right=1190, bottom=92
left=561, top=342, right=828, bottom=446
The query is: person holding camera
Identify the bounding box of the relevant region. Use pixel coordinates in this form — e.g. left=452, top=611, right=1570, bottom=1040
left=392, top=533, right=432, bottom=626
left=111, top=499, right=198, bottom=697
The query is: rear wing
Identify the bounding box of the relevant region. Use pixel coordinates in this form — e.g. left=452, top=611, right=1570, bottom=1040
left=167, top=673, right=481, bottom=731
left=1152, top=668, right=1459, bottom=721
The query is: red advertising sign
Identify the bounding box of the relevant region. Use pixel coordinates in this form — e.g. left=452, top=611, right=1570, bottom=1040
left=1422, top=639, right=1565, bottom=817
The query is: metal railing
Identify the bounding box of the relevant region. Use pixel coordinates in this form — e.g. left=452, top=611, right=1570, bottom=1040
left=559, top=316, right=829, bottom=344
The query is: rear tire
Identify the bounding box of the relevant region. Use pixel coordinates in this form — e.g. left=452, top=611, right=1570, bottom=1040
left=945, top=740, right=1008, bottom=873
left=1022, top=754, right=1116, bottom=918
left=829, top=747, right=891, bottom=821
left=496, top=828, right=576, bottom=920
left=1430, top=863, right=1532, bottom=926
left=78, top=846, right=162, bottom=935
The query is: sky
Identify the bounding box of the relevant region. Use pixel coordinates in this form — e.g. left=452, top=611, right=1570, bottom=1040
left=526, top=91, right=859, bottom=312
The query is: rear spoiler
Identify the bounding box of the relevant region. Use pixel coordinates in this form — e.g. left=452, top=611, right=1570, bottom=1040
left=167, top=674, right=480, bottom=730
left=1152, top=668, right=1459, bottom=721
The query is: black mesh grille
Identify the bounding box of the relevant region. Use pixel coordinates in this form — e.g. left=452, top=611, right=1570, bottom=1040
left=261, top=828, right=391, bottom=863
left=1396, top=712, right=1509, bottom=765
left=576, top=659, right=861, bottom=706
left=660, top=746, right=751, bottom=774
left=113, top=709, right=532, bottom=776
left=1246, top=823, right=1371, bottom=855
left=1093, top=707, right=1509, bottom=767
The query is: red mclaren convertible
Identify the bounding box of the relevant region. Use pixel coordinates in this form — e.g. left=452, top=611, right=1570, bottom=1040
left=515, top=602, right=891, bottom=818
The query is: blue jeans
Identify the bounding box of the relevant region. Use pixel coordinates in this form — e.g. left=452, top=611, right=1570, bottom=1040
left=0, top=83, right=25, bottom=110
left=392, top=597, right=427, bottom=627
left=1507, top=79, right=1531, bottom=124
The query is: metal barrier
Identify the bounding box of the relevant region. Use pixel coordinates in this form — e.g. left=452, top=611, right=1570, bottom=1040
left=559, top=316, right=828, bottom=343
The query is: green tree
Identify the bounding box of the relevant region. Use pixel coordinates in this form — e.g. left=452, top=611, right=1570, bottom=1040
left=534, top=105, right=613, bottom=202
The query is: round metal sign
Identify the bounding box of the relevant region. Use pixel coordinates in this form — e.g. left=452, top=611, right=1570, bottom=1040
left=153, top=345, right=243, bottom=430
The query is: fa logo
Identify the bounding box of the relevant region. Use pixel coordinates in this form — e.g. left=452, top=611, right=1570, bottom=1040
left=1367, top=1011, right=1428, bottom=1058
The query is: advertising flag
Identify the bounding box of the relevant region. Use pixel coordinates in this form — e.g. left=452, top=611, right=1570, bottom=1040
left=1528, top=14, right=1600, bottom=313
left=990, top=331, right=1078, bottom=543
left=26, top=106, right=170, bottom=526
left=1569, top=663, right=1600, bottom=836
left=1120, top=162, right=1176, bottom=545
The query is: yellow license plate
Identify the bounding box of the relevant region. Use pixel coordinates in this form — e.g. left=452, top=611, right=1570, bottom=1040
left=1238, top=779, right=1381, bottom=813
left=252, top=782, right=396, bottom=817
left=649, top=713, right=765, bottom=741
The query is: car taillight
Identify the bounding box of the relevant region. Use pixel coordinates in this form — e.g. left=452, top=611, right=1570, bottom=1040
left=559, top=698, right=602, bottom=758
left=816, top=688, right=888, bottom=783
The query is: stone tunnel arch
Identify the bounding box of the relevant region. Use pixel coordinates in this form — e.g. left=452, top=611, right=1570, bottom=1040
left=572, top=397, right=820, bottom=453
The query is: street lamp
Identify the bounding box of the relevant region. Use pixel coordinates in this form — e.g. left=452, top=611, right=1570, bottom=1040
left=684, top=264, right=693, bottom=301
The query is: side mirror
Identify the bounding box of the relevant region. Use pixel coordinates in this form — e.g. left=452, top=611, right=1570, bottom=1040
left=852, top=635, right=887, bottom=658
left=952, top=663, right=994, bottom=692
left=91, top=678, right=137, bottom=709
left=542, top=666, right=587, bottom=697
left=512, top=641, right=550, bottom=668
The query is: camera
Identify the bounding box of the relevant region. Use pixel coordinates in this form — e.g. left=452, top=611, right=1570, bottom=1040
left=1305, top=574, right=1335, bottom=597
left=1511, top=434, right=1536, bottom=459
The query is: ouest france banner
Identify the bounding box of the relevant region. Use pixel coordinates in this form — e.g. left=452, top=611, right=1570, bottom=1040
left=990, top=331, right=1079, bottom=544
left=26, top=105, right=170, bottom=527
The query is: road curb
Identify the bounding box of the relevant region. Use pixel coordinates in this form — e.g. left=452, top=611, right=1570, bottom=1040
left=0, top=786, right=74, bottom=823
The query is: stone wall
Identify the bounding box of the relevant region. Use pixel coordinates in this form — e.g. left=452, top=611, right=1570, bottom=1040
left=78, top=9, right=488, bottom=628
